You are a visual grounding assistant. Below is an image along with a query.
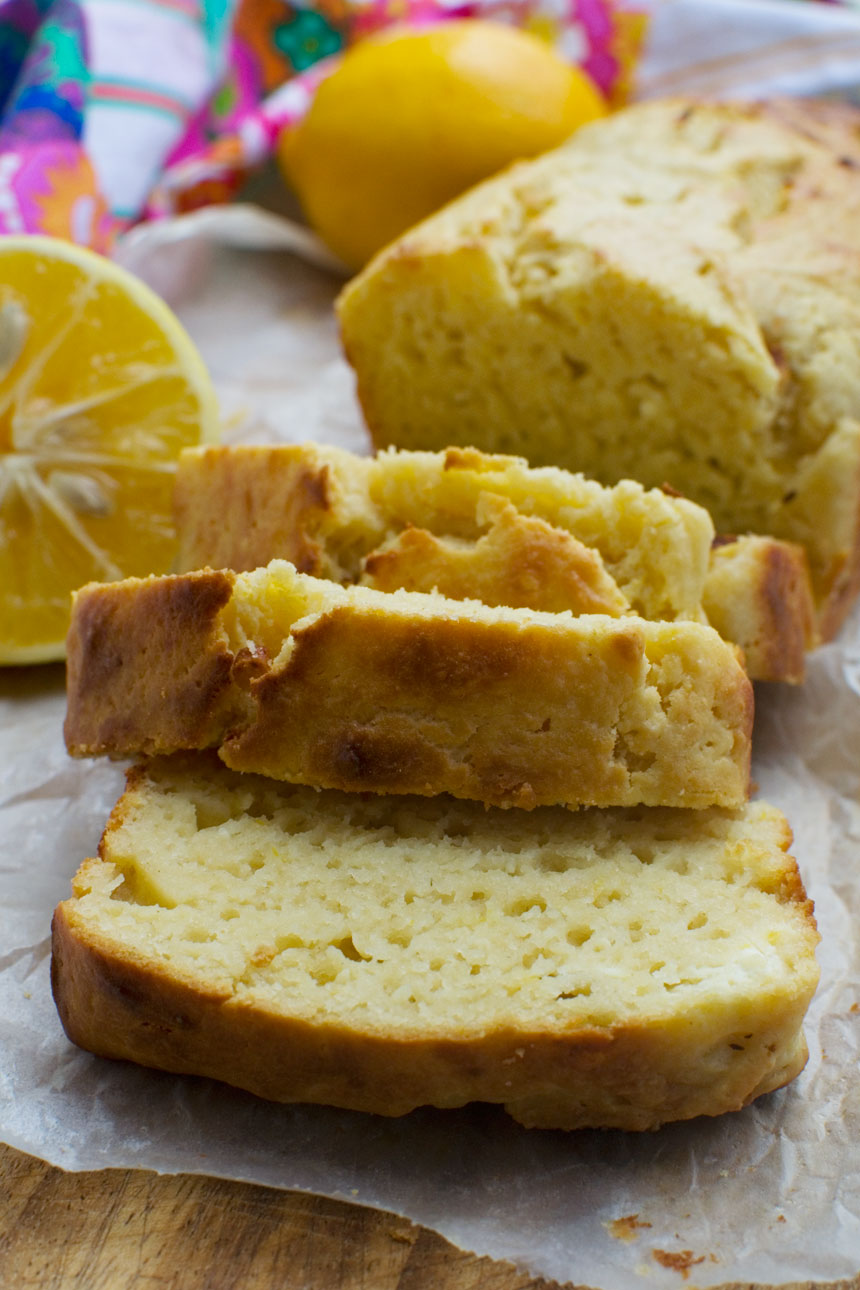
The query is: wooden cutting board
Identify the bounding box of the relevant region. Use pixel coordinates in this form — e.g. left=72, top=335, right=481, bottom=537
left=2, top=1143, right=859, bottom=1290
left=0, top=1143, right=560, bottom=1289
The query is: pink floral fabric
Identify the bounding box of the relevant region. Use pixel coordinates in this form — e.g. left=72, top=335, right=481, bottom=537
left=0, top=0, right=646, bottom=248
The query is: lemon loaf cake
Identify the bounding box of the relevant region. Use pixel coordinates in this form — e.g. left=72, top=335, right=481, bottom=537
left=174, top=443, right=815, bottom=682
left=703, top=535, right=816, bottom=688
left=64, top=562, right=752, bottom=810
left=51, top=755, right=820, bottom=1131
left=337, top=98, right=860, bottom=639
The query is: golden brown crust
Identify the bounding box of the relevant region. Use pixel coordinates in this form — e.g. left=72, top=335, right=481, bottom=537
left=224, top=607, right=633, bottom=806
left=815, top=457, right=860, bottom=643
left=51, top=898, right=811, bottom=1130
left=704, top=535, right=817, bottom=684
left=362, top=501, right=629, bottom=616
left=64, top=566, right=752, bottom=809
left=50, top=810, right=816, bottom=1132
left=64, top=569, right=251, bottom=758
left=222, top=601, right=753, bottom=809
left=337, top=98, right=860, bottom=640
left=174, top=445, right=337, bottom=576
left=173, top=443, right=817, bottom=683
left=177, top=442, right=715, bottom=623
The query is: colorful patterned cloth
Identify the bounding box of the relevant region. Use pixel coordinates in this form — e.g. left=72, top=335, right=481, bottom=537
left=0, top=0, right=645, bottom=248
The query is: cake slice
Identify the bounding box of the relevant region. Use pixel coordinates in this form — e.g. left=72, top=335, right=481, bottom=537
left=64, top=562, right=753, bottom=810
left=174, top=442, right=715, bottom=623
left=703, top=535, right=816, bottom=688
left=51, top=755, right=820, bottom=1132
left=336, top=98, right=860, bottom=640
left=173, top=443, right=816, bottom=682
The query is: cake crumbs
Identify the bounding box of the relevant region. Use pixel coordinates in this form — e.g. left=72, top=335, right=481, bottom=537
left=607, top=1215, right=652, bottom=1242
left=652, top=1248, right=715, bottom=1278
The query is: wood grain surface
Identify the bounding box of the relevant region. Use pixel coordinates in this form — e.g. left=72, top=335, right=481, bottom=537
left=2, top=1143, right=859, bottom=1290
left=0, top=1144, right=562, bottom=1290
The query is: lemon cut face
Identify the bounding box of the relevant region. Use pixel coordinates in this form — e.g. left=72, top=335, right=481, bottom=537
left=0, top=237, right=218, bottom=665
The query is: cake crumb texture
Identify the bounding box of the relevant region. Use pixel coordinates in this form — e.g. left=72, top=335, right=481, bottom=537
left=174, top=442, right=816, bottom=681
left=64, top=561, right=753, bottom=810
left=51, top=755, right=820, bottom=1131
left=337, top=98, right=860, bottom=637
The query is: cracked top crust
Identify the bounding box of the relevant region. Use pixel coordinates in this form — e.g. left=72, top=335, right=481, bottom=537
left=64, top=560, right=753, bottom=810
left=338, top=97, right=860, bottom=637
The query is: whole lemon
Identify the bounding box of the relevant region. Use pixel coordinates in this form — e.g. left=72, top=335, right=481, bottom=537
left=278, top=21, right=607, bottom=272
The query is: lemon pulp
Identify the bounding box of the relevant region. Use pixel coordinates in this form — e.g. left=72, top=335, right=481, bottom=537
left=0, top=236, right=218, bottom=664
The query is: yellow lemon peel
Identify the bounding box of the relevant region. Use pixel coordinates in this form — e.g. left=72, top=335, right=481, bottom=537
left=279, top=21, right=607, bottom=271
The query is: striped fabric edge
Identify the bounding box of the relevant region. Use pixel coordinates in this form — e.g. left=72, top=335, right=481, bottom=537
left=89, top=78, right=195, bottom=121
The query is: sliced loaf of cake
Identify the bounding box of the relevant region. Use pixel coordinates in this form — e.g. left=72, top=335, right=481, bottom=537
left=51, top=755, right=820, bottom=1132
left=64, top=561, right=753, bottom=810
left=337, top=98, right=860, bottom=640
left=173, top=443, right=815, bottom=683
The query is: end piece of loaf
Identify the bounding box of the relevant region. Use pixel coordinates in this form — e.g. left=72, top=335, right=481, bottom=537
left=337, top=98, right=860, bottom=639
left=51, top=755, right=820, bottom=1131
left=64, top=561, right=753, bottom=810
left=174, top=442, right=816, bottom=681
left=704, top=535, right=816, bottom=686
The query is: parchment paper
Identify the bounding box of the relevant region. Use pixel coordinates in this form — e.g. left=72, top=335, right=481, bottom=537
left=4, top=2, right=860, bottom=1285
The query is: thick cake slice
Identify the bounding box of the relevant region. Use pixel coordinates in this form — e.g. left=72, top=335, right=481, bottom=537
left=64, top=562, right=753, bottom=810
left=51, top=755, right=820, bottom=1132
left=173, top=443, right=816, bottom=683
left=337, top=98, right=860, bottom=640
left=174, top=442, right=715, bottom=623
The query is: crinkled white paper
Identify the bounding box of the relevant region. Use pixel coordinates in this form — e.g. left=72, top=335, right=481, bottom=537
left=4, top=2, right=860, bottom=1284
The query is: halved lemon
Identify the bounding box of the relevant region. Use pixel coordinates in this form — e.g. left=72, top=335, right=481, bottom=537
left=0, top=236, right=219, bottom=664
